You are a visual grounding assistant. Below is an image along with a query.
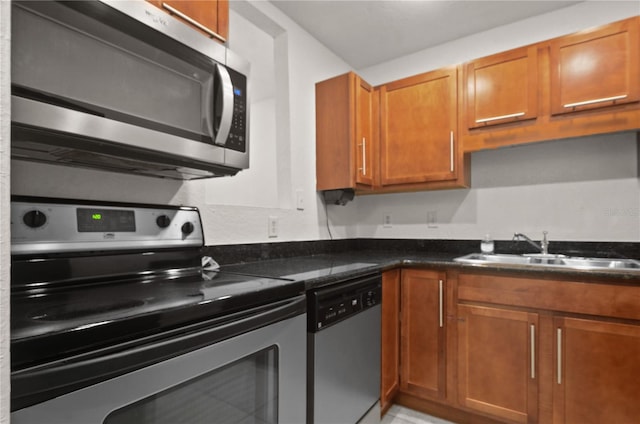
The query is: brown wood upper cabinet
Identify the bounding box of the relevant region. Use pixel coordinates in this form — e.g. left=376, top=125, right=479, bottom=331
left=464, top=46, right=538, bottom=129
left=461, top=16, right=640, bottom=152
left=399, top=269, right=447, bottom=400
left=549, top=17, right=639, bottom=115
left=356, top=76, right=376, bottom=188
left=315, top=72, right=376, bottom=191
left=146, top=0, right=229, bottom=43
left=379, top=67, right=461, bottom=187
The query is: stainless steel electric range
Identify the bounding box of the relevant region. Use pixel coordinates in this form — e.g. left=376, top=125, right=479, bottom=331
left=10, top=196, right=306, bottom=424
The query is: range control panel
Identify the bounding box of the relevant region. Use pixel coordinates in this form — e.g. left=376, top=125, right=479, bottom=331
left=308, top=274, right=381, bottom=332
left=11, top=197, right=204, bottom=255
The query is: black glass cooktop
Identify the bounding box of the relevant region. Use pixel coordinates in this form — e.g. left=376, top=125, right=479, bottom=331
left=222, top=255, right=378, bottom=281
left=11, top=254, right=303, bottom=370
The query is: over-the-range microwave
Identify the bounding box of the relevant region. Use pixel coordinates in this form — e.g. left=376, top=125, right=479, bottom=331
left=11, top=0, right=250, bottom=180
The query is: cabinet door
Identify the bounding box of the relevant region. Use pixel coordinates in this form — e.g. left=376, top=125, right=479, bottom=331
left=400, top=269, right=446, bottom=400
left=355, top=78, right=375, bottom=186
left=146, top=0, right=228, bottom=42
left=381, top=269, right=400, bottom=413
left=465, top=46, right=538, bottom=129
left=553, top=317, right=640, bottom=424
left=457, top=305, right=538, bottom=424
left=380, top=68, right=458, bottom=186
left=550, top=17, right=639, bottom=115
left=316, top=72, right=375, bottom=191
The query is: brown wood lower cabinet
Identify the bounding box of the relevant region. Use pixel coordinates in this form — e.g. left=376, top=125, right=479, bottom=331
left=382, top=268, right=640, bottom=424
left=457, top=305, right=539, bottom=424
left=553, top=316, right=640, bottom=424
left=381, top=269, right=400, bottom=413
left=455, top=272, right=640, bottom=424
left=399, top=269, right=447, bottom=400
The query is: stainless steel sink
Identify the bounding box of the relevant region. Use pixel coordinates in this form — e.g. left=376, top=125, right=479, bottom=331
left=560, top=257, right=640, bottom=270
left=454, top=253, right=640, bottom=273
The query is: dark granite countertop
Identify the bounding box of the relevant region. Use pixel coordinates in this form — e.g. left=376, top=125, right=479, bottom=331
left=218, top=247, right=640, bottom=289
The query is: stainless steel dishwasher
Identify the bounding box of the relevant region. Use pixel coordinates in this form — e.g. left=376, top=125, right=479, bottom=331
left=307, top=273, right=382, bottom=424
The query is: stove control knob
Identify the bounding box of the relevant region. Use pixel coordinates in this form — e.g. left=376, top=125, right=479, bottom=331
left=23, top=210, right=47, bottom=228
left=181, top=222, right=195, bottom=235
left=156, top=215, right=171, bottom=228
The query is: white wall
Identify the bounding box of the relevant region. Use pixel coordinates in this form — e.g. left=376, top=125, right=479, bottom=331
left=352, top=133, right=640, bottom=242
left=347, top=0, right=640, bottom=243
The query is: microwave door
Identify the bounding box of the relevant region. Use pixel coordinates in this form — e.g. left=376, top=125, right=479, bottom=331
left=213, top=65, right=234, bottom=147
left=10, top=0, right=247, bottom=179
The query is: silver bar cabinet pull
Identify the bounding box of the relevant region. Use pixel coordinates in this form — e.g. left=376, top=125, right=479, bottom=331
left=564, top=94, right=627, bottom=109
left=438, top=279, right=444, bottom=328
left=475, top=111, right=525, bottom=123
left=557, top=328, right=562, bottom=384
left=361, top=137, right=367, bottom=176
left=162, top=3, right=227, bottom=42
left=358, top=138, right=366, bottom=175
left=449, top=131, right=454, bottom=173
left=530, top=324, right=536, bottom=379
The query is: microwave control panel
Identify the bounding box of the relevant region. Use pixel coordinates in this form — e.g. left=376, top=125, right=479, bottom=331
left=227, top=68, right=247, bottom=153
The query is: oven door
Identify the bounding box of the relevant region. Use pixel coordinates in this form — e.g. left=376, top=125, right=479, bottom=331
left=11, top=296, right=306, bottom=424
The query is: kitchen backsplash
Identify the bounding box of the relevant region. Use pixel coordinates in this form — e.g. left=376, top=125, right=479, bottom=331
left=203, top=239, right=640, bottom=266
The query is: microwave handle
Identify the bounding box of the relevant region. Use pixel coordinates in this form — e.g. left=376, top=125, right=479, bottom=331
left=213, top=64, right=234, bottom=146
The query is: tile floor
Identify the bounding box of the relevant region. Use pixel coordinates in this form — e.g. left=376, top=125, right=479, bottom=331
left=381, top=405, right=456, bottom=424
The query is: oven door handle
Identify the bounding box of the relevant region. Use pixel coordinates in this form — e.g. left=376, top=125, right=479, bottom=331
left=11, top=295, right=306, bottom=412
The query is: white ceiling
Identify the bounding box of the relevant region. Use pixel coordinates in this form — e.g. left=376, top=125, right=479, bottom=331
left=270, top=0, right=583, bottom=69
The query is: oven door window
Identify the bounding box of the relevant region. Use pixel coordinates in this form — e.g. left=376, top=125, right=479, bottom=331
left=104, top=346, right=278, bottom=424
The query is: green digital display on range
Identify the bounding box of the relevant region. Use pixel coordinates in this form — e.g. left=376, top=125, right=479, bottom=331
left=77, top=208, right=135, bottom=232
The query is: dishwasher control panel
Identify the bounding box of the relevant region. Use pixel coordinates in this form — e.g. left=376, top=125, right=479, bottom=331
left=307, top=273, right=381, bottom=332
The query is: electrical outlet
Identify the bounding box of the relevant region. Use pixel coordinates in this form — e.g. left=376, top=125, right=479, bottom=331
left=427, top=210, right=438, bottom=228
left=296, top=190, right=304, bottom=210
left=268, top=216, right=278, bottom=238
left=383, top=213, right=392, bottom=228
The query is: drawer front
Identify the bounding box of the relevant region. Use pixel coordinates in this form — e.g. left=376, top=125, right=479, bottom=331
left=458, top=273, right=640, bottom=320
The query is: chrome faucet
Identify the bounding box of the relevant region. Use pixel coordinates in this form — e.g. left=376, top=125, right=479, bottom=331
left=513, top=231, right=549, bottom=255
